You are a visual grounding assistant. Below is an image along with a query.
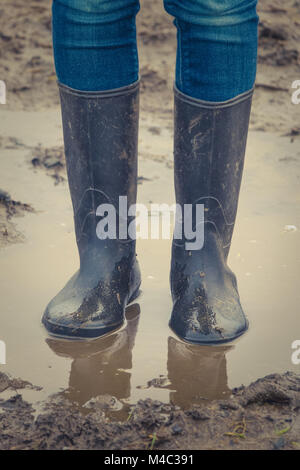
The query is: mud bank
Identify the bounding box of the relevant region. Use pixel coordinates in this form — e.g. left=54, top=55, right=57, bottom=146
left=0, top=371, right=299, bottom=450
left=0, top=189, right=34, bottom=248
left=0, top=0, right=300, bottom=452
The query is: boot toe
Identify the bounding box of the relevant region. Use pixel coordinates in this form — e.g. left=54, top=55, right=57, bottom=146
left=42, top=277, right=125, bottom=339
left=169, top=294, right=248, bottom=345
left=42, top=302, right=124, bottom=339
left=42, top=305, right=124, bottom=339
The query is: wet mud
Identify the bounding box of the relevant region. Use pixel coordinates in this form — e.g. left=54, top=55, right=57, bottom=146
left=31, top=145, right=65, bottom=185
left=0, top=371, right=299, bottom=450
left=0, top=189, right=34, bottom=248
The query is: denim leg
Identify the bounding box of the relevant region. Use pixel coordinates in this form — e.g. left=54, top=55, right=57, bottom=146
left=52, top=0, right=140, bottom=91
left=164, top=0, right=259, bottom=101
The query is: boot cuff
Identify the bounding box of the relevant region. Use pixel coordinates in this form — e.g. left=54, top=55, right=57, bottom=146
left=174, top=84, right=254, bottom=109
left=57, top=80, right=140, bottom=99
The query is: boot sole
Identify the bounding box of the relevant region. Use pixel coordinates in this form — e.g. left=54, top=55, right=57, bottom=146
left=169, top=317, right=249, bottom=346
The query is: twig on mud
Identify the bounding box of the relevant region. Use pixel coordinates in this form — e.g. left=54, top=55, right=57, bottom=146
left=262, top=7, right=287, bottom=14
left=255, top=83, right=288, bottom=92
left=224, top=432, right=246, bottom=439
left=275, top=425, right=291, bottom=436
left=11, top=86, right=31, bottom=93
left=127, top=407, right=135, bottom=422
left=224, top=417, right=247, bottom=440
left=149, top=433, right=157, bottom=450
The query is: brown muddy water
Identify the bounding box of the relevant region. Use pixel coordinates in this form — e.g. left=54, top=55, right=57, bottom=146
left=0, top=109, right=299, bottom=421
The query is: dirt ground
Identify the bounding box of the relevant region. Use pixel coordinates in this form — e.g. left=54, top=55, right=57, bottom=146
left=0, top=371, right=299, bottom=450
left=0, top=0, right=299, bottom=451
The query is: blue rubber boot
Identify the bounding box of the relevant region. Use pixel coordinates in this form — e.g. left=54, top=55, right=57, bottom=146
left=170, top=86, right=253, bottom=344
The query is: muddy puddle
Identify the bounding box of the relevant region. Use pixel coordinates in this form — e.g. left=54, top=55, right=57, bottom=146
left=0, top=109, right=299, bottom=422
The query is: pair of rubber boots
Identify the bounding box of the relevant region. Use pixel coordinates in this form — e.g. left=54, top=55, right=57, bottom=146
left=42, top=80, right=253, bottom=344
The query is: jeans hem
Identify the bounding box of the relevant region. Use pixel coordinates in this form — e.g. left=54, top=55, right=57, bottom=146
left=174, top=83, right=254, bottom=108
left=57, top=79, right=140, bottom=98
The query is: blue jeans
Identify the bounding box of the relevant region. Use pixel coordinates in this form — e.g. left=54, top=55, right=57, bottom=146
left=52, top=0, right=258, bottom=101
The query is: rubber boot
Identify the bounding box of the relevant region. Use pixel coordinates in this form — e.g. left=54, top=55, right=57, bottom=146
left=170, top=86, right=253, bottom=344
left=42, top=81, right=141, bottom=339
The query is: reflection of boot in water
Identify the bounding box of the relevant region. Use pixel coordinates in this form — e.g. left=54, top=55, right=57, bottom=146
left=167, top=336, right=232, bottom=409
left=46, top=304, right=140, bottom=409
